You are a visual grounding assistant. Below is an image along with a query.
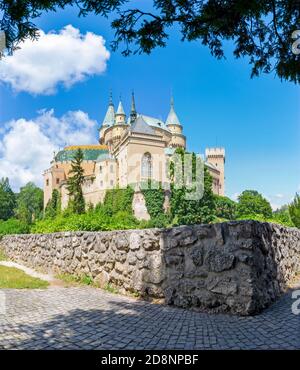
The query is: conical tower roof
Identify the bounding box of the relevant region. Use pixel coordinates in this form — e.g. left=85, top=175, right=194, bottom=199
left=166, top=96, right=181, bottom=126
left=116, top=100, right=125, bottom=116
left=102, top=92, right=115, bottom=127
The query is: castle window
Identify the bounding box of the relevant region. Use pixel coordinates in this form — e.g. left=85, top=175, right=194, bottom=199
left=100, top=180, right=103, bottom=187
left=46, top=179, right=49, bottom=186
left=110, top=180, right=114, bottom=186
left=110, top=164, right=114, bottom=173
left=56, top=178, right=60, bottom=185
left=141, top=152, right=152, bottom=179
left=99, top=166, right=102, bottom=174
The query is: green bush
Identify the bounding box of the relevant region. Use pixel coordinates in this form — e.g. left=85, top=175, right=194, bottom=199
left=272, top=207, right=294, bottom=227
left=214, top=195, right=237, bottom=220
left=144, top=213, right=172, bottom=228
left=236, top=190, right=272, bottom=219
left=32, top=186, right=139, bottom=234
left=237, top=213, right=294, bottom=228
left=0, top=219, right=30, bottom=237
left=31, top=209, right=140, bottom=234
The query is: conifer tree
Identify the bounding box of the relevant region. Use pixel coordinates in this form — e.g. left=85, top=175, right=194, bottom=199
left=289, top=193, right=300, bottom=228
left=0, top=177, right=16, bottom=220
left=45, top=189, right=61, bottom=218
left=66, top=149, right=85, bottom=214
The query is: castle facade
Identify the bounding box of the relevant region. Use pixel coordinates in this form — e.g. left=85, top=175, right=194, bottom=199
left=44, top=93, right=225, bottom=212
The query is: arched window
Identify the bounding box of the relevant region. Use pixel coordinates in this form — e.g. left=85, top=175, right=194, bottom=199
left=141, top=152, right=152, bottom=179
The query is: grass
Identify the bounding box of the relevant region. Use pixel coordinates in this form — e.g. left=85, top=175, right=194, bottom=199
left=56, top=274, right=142, bottom=299
left=103, top=283, right=142, bottom=299
left=0, top=265, right=49, bottom=289
left=104, top=283, right=119, bottom=294
left=56, top=273, right=94, bottom=287
left=55, top=274, right=137, bottom=298
left=0, top=249, right=8, bottom=261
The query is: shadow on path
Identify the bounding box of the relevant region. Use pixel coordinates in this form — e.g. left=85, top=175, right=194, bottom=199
left=0, top=285, right=299, bottom=350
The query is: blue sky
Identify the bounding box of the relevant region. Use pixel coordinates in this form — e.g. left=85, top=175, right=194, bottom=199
left=0, top=3, right=299, bottom=209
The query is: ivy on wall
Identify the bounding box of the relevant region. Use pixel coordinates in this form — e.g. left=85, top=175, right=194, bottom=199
left=140, top=180, right=164, bottom=220
left=101, top=186, right=135, bottom=216
left=169, top=148, right=216, bottom=225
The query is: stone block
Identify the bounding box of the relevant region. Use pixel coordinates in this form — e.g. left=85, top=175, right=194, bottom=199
left=1, top=221, right=299, bottom=316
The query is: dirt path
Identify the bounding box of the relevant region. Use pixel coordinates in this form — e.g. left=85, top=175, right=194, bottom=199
left=0, top=261, right=63, bottom=286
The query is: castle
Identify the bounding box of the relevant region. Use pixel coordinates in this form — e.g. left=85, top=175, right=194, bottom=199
left=44, top=93, right=225, bottom=215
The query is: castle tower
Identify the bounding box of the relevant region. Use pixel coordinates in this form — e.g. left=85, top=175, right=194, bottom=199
left=115, top=99, right=126, bottom=125
left=205, top=148, right=225, bottom=196
left=99, top=92, right=115, bottom=144
left=130, top=91, right=137, bottom=124
left=166, top=96, right=186, bottom=148
left=111, top=98, right=128, bottom=146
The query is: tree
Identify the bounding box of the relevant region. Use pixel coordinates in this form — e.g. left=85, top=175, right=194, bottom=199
left=170, top=148, right=216, bottom=225
left=214, top=195, right=237, bottom=220
left=0, top=218, right=30, bottom=236
left=0, top=177, right=16, bottom=220
left=236, top=190, right=272, bottom=219
left=272, top=204, right=294, bottom=227
left=45, top=189, right=61, bottom=219
left=289, top=193, right=300, bottom=228
left=66, top=148, right=85, bottom=214
left=1, top=1, right=299, bottom=83
left=15, top=182, right=44, bottom=224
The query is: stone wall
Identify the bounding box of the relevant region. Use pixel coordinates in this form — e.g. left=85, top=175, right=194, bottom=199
left=1, top=221, right=300, bottom=315
left=132, top=191, right=150, bottom=221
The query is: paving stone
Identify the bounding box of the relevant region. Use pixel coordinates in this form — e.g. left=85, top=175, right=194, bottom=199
left=0, top=286, right=299, bottom=349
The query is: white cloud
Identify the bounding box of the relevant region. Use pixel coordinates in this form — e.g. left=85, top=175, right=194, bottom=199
left=270, top=203, right=280, bottom=211
left=274, top=193, right=284, bottom=199
left=0, top=110, right=98, bottom=190
left=0, top=25, right=110, bottom=94
left=231, top=192, right=240, bottom=201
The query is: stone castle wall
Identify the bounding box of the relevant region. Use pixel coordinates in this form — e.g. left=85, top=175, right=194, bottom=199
left=1, top=221, right=299, bottom=315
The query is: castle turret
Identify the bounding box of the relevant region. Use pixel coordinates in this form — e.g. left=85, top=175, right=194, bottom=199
left=111, top=98, right=128, bottom=147
left=115, top=99, right=126, bottom=125
left=205, top=148, right=225, bottom=196
left=166, top=96, right=186, bottom=148
left=99, top=92, right=115, bottom=144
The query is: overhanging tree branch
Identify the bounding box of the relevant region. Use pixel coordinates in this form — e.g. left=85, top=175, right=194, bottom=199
left=0, top=0, right=299, bottom=83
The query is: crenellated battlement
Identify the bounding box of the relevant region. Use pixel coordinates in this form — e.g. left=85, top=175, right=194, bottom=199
left=205, top=147, right=225, bottom=196
left=205, top=147, right=225, bottom=158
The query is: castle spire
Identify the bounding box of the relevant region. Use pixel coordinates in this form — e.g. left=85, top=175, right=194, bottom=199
left=130, top=91, right=137, bottom=123
left=166, top=95, right=181, bottom=126
left=115, top=96, right=126, bottom=124
left=102, top=91, right=115, bottom=127
left=109, top=89, right=113, bottom=106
